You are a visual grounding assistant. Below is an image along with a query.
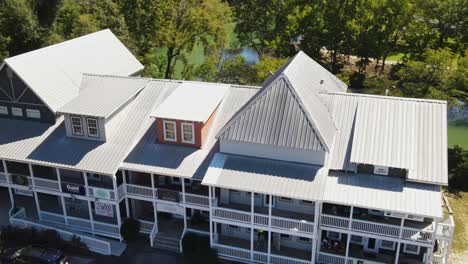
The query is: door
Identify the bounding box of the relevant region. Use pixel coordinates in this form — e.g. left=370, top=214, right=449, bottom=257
left=364, top=238, right=378, bottom=252
left=263, top=195, right=276, bottom=208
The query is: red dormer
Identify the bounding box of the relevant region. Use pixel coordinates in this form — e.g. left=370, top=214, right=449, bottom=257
left=151, top=82, right=228, bottom=148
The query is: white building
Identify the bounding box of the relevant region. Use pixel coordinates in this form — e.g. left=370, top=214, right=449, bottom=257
left=0, top=30, right=454, bottom=264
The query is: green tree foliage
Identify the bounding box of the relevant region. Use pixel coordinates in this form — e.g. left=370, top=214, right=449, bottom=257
left=156, top=0, right=231, bottom=79
left=395, top=48, right=465, bottom=104
left=448, top=146, right=468, bottom=190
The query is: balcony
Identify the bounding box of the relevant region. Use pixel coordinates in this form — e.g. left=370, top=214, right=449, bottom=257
left=211, top=202, right=315, bottom=235
left=320, top=214, right=434, bottom=243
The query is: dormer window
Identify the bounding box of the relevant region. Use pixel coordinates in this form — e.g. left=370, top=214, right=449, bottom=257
left=163, top=120, right=177, bottom=141
left=181, top=122, right=195, bottom=144
left=86, top=118, right=99, bottom=137
left=71, top=116, right=83, bottom=135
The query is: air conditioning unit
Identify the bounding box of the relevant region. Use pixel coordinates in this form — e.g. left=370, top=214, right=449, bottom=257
left=374, top=165, right=389, bottom=175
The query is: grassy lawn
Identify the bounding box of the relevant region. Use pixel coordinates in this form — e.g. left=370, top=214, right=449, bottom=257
left=446, top=191, right=468, bottom=254
left=386, top=52, right=406, bottom=62
left=448, top=120, right=468, bottom=149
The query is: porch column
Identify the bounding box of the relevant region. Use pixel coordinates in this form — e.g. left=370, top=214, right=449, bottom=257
left=3, top=160, right=15, bottom=208
left=344, top=206, right=354, bottom=263
left=56, top=168, right=68, bottom=225
left=267, top=194, right=272, bottom=263
left=394, top=217, right=405, bottom=264
left=181, top=179, right=187, bottom=230
left=250, top=192, right=254, bottom=262
left=83, top=172, right=89, bottom=196
left=88, top=200, right=95, bottom=235
left=28, top=163, right=41, bottom=220
left=113, top=176, right=123, bottom=242
left=122, top=170, right=131, bottom=218
left=311, top=201, right=321, bottom=263
left=209, top=186, right=213, bottom=247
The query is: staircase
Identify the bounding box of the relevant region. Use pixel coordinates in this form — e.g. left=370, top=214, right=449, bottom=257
left=152, top=233, right=181, bottom=253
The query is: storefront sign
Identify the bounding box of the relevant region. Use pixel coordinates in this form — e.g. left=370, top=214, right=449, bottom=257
left=95, top=201, right=114, bottom=217
left=62, top=183, right=85, bottom=195
left=93, top=187, right=112, bottom=200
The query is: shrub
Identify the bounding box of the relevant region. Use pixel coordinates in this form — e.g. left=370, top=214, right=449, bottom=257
left=120, top=218, right=140, bottom=242
left=181, top=233, right=217, bottom=264
left=349, top=72, right=366, bottom=88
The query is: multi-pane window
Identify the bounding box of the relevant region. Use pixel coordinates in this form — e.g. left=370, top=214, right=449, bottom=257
left=163, top=120, right=176, bottom=141
left=380, top=240, right=395, bottom=250
left=11, top=107, right=23, bottom=117
left=26, top=109, right=40, bottom=119
left=181, top=122, right=194, bottom=144
left=404, top=244, right=419, bottom=254
left=86, top=118, right=99, bottom=137
left=71, top=116, right=83, bottom=135
left=0, top=106, right=8, bottom=115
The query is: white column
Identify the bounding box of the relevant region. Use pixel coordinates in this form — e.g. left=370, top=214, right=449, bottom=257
left=113, top=176, right=123, bottom=241
left=311, top=201, right=321, bottom=263
left=122, top=170, right=130, bottom=218
left=181, top=179, right=187, bottom=230
left=209, top=186, right=213, bottom=247
left=3, top=160, right=15, bottom=208
left=344, top=206, right=354, bottom=263
left=56, top=168, right=63, bottom=192
left=83, top=172, right=89, bottom=197
left=267, top=194, right=272, bottom=263
left=29, top=163, right=42, bottom=220
left=88, top=200, right=95, bottom=235
left=60, top=196, right=68, bottom=225
left=394, top=217, right=405, bottom=264
left=250, top=192, right=254, bottom=262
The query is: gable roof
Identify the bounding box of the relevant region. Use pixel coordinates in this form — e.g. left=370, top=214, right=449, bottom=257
left=58, top=74, right=149, bottom=118
left=4, top=29, right=143, bottom=113
left=217, top=51, right=341, bottom=152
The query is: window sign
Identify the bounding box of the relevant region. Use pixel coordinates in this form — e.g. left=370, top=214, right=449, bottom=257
left=95, top=201, right=114, bottom=217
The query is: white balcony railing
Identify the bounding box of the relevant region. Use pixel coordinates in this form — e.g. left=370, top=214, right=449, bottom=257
left=8, top=173, right=32, bottom=187
left=317, top=252, right=349, bottom=264
left=126, top=184, right=154, bottom=198
left=139, top=219, right=154, bottom=234
left=402, top=226, right=433, bottom=242
left=185, top=193, right=209, bottom=207
left=0, top=172, right=8, bottom=183
left=213, top=243, right=251, bottom=261
left=212, top=207, right=251, bottom=223
left=351, top=218, right=400, bottom=237
left=321, top=214, right=350, bottom=229
left=271, top=215, right=314, bottom=234
left=33, top=177, right=60, bottom=191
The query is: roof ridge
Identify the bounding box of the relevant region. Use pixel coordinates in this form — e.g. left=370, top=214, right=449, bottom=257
left=321, top=91, right=448, bottom=104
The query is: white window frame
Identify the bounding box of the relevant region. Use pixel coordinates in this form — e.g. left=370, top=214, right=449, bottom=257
left=327, top=231, right=341, bottom=240
left=380, top=240, right=396, bottom=250
left=172, top=177, right=181, bottom=184
left=163, top=120, right=177, bottom=142
left=181, top=122, right=195, bottom=144
left=403, top=244, right=420, bottom=255
left=279, top=197, right=292, bottom=202
left=298, top=237, right=311, bottom=243
left=71, top=116, right=83, bottom=136
left=280, top=234, right=291, bottom=240
left=350, top=235, right=363, bottom=244
left=86, top=117, right=99, bottom=138
left=11, top=107, right=23, bottom=117
left=0, top=106, right=8, bottom=115
left=300, top=200, right=313, bottom=205
left=26, top=109, right=40, bottom=119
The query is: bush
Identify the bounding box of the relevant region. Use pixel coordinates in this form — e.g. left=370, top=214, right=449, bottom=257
left=349, top=72, right=366, bottom=88
left=448, top=146, right=468, bottom=190
left=120, top=218, right=140, bottom=242
left=181, top=233, right=217, bottom=264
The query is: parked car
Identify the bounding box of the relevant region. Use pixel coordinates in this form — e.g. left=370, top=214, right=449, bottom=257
left=0, top=246, right=70, bottom=264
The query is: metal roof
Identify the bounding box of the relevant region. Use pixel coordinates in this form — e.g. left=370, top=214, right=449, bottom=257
left=202, top=153, right=328, bottom=201
left=348, top=94, right=448, bottom=185
left=4, top=29, right=143, bottom=112
left=58, top=74, right=149, bottom=118
left=0, top=78, right=176, bottom=175
left=151, top=82, right=229, bottom=122
left=121, top=85, right=258, bottom=178
left=323, top=171, right=443, bottom=218
left=218, top=76, right=326, bottom=151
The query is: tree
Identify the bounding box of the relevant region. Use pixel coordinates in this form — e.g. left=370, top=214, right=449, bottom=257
left=0, top=0, right=42, bottom=57
left=229, top=0, right=297, bottom=57
left=396, top=48, right=465, bottom=104
left=157, top=0, right=231, bottom=79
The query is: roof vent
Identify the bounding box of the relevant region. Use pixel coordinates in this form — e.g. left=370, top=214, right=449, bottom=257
left=320, top=80, right=324, bottom=85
